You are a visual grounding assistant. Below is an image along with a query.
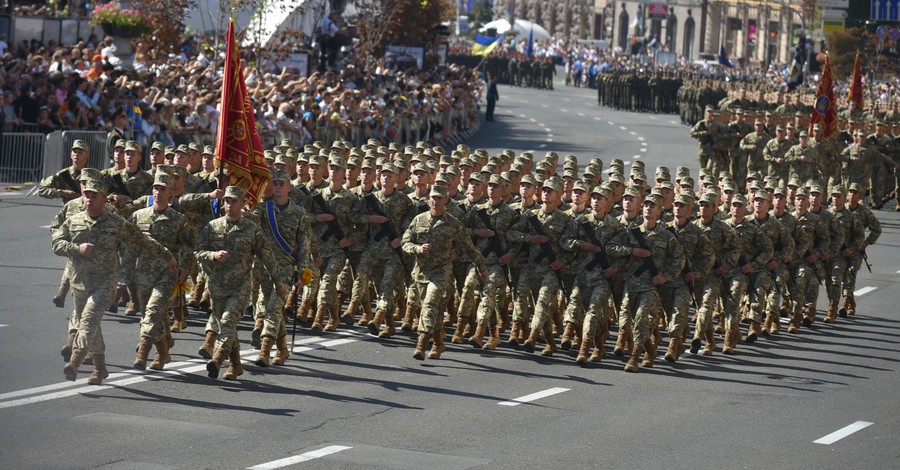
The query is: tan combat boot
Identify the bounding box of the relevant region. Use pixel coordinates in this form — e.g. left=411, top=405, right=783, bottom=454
left=689, top=329, right=704, bottom=354
left=702, top=329, right=716, bottom=356
left=256, top=337, right=274, bottom=367
left=823, top=304, right=837, bottom=323
left=847, top=294, right=856, bottom=316
left=61, top=331, right=76, bottom=362
left=125, top=288, right=140, bottom=316
left=357, top=300, right=374, bottom=326
left=272, top=336, right=289, bottom=365
left=198, top=331, right=217, bottom=359
left=222, top=349, right=244, bottom=380
left=508, top=320, right=522, bottom=346
left=310, top=305, right=327, bottom=330
left=484, top=325, right=502, bottom=350
left=164, top=321, right=174, bottom=349
left=401, top=306, right=418, bottom=332
left=541, top=324, right=558, bottom=357
left=344, top=299, right=360, bottom=325
left=803, top=306, right=816, bottom=326
left=763, top=312, right=774, bottom=334
left=323, top=307, right=340, bottom=332
left=624, top=344, right=645, bottom=372
left=117, top=284, right=130, bottom=307
left=378, top=311, right=396, bottom=338
left=641, top=338, right=656, bottom=368
left=251, top=317, right=264, bottom=348
left=367, top=309, right=386, bottom=336
left=413, top=333, right=430, bottom=360
left=769, top=312, right=781, bottom=334
left=746, top=320, right=761, bottom=343
left=206, top=348, right=228, bottom=378
left=522, top=326, right=540, bottom=353
left=199, top=288, right=210, bottom=312
left=788, top=311, right=802, bottom=333
left=468, top=322, right=486, bottom=348
left=133, top=339, right=153, bottom=370
left=451, top=315, right=469, bottom=344
left=613, top=328, right=631, bottom=357
left=53, top=278, right=69, bottom=308
left=429, top=329, right=447, bottom=359
left=63, top=348, right=88, bottom=381
left=722, top=329, right=735, bottom=355
left=559, top=322, right=576, bottom=351
left=665, top=337, right=682, bottom=363
left=590, top=331, right=606, bottom=362
left=187, top=279, right=203, bottom=308
left=86, top=353, right=109, bottom=385
left=149, top=339, right=171, bottom=371
left=295, top=295, right=312, bottom=323
left=575, top=336, right=592, bottom=365
left=170, top=305, right=183, bottom=333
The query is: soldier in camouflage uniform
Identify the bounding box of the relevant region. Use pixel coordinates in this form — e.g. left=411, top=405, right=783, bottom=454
left=787, top=188, right=818, bottom=333
left=195, top=186, right=286, bottom=380
left=464, top=174, right=520, bottom=350
left=251, top=169, right=318, bottom=368
left=823, top=185, right=864, bottom=323
left=844, top=183, right=881, bottom=315
left=129, top=173, right=194, bottom=371
left=745, top=190, right=788, bottom=341
left=765, top=187, right=799, bottom=335
left=740, top=119, right=769, bottom=178
left=608, top=193, right=684, bottom=372
left=402, top=185, right=487, bottom=361
left=784, top=131, right=820, bottom=183
left=763, top=125, right=792, bottom=185
left=53, top=178, right=175, bottom=385
left=690, top=106, right=722, bottom=172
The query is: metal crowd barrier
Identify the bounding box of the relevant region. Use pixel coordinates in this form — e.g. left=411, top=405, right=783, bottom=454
left=0, top=133, right=45, bottom=184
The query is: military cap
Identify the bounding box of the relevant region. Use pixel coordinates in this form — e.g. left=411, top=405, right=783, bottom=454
left=795, top=188, right=809, bottom=198
left=591, top=184, right=611, bottom=199
left=535, top=173, right=547, bottom=185
left=787, top=176, right=802, bottom=188
left=786, top=123, right=795, bottom=130
left=808, top=183, right=824, bottom=194
left=632, top=160, right=646, bottom=170
left=813, top=123, right=822, bottom=130
left=150, top=141, right=164, bottom=152
left=114, top=139, right=127, bottom=149
left=124, top=140, right=140, bottom=152
left=519, top=152, right=534, bottom=162
left=731, top=194, right=748, bottom=205
left=429, top=185, right=448, bottom=198
left=830, top=184, right=847, bottom=195
left=174, top=144, right=189, bottom=154
left=435, top=172, right=451, bottom=184
left=360, top=158, right=376, bottom=170
left=854, top=129, right=866, bottom=136
left=775, top=124, right=785, bottom=131
left=698, top=168, right=711, bottom=177
left=763, top=177, right=778, bottom=190
left=657, top=181, right=675, bottom=191
left=631, top=172, right=648, bottom=183
left=347, top=156, right=361, bottom=168
left=188, top=142, right=202, bottom=152
left=469, top=173, right=486, bottom=185
left=488, top=174, right=504, bottom=186
left=703, top=175, right=719, bottom=187
left=623, top=185, right=644, bottom=198
left=82, top=178, right=108, bottom=194
left=542, top=176, right=562, bottom=193
left=481, top=164, right=497, bottom=175
left=607, top=165, right=623, bottom=175
left=520, top=174, right=538, bottom=186
left=375, top=156, right=387, bottom=168
left=798, top=130, right=808, bottom=137
left=155, top=164, right=174, bottom=176
left=583, top=166, right=597, bottom=177
left=674, top=193, right=694, bottom=205
left=202, top=145, right=215, bottom=155
left=645, top=193, right=663, bottom=206
left=754, top=119, right=764, bottom=125
left=748, top=180, right=763, bottom=191
left=562, top=169, right=578, bottom=180
left=439, top=155, right=453, bottom=167
left=608, top=173, right=625, bottom=184
left=392, top=158, right=408, bottom=170
left=80, top=168, right=103, bottom=181
left=510, top=162, right=525, bottom=174
left=848, top=182, right=863, bottom=193
left=309, top=154, right=327, bottom=166
left=274, top=154, right=291, bottom=166
left=329, top=155, right=346, bottom=169
left=705, top=104, right=715, bottom=111
left=572, top=180, right=590, bottom=193
left=148, top=172, right=172, bottom=189
left=270, top=168, right=290, bottom=183
left=680, top=176, right=695, bottom=188
left=747, top=171, right=762, bottom=181
left=536, top=161, right=554, bottom=173
left=415, top=141, right=428, bottom=150
left=460, top=158, right=476, bottom=168
left=772, top=186, right=787, bottom=197
left=544, top=151, right=559, bottom=162
left=675, top=166, right=690, bottom=177
left=284, top=148, right=298, bottom=160
left=297, top=152, right=310, bottom=163
left=445, top=165, right=460, bottom=177
left=380, top=162, right=398, bottom=175
left=424, top=160, right=438, bottom=172
left=753, top=190, right=771, bottom=201
left=457, top=143, right=470, bottom=154
left=765, top=111, right=773, bottom=116
left=699, top=191, right=718, bottom=205
left=590, top=157, right=603, bottom=167
left=610, top=158, right=624, bottom=168
left=564, top=155, right=578, bottom=164
left=721, top=181, right=737, bottom=193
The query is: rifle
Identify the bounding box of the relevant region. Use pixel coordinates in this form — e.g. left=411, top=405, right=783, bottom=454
left=364, top=193, right=412, bottom=283
left=666, top=226, right=696, bottom=307
left=526, top=213, right=570, bottom=298
left=579, top=217, right=611, bottom=271
left=289, top=209, right=305, bottom=354
left=476, top=208, right=513, bottom=289
left=861, top=249, right=872, bottom=273
left=310, top=191, right=352, bottom=257
left=630, top=226, right=661, bottom=279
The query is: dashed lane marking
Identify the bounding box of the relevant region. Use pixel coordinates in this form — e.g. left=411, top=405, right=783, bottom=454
left=854, top=286, right=877, bottom=296
left=541, top=104, right=549, bottom=108
left=814, top=421, right=873, bottom=445
left=619, top=126, right=627, bottom=130
left=641, top=142, right=647, bottom=146
left=633, top=155, right=641, bottom=159
left=0, top=324, right=7, bottom=328
left=247, top=445, right=353, bottom=469
left=518, top=114, right=527, bottom=118
left=669, top=120, right=678, bottom=124
left=544, top=128, right=552, bottom=132
left=629, top=131, right=636, bottom=135
left=530, top=118, right=536, bottom=122
left=560, top=109, right=568, bottom=113
left=546, top=138, right=554, bottom=142
left=498, top=387, right=569, bottom=406
left=608, top=121, right=615, bottom=125
left=539, top=144, right=547, bottom=148
left=577, top=112, right=585, bottom=117
left=640, top=148, right=647, bottom=152
left=594, top=116, right=601, bottom=120
left=40, top=225, right=51, bottom=229
left=638, top=137, right=645, bottom=141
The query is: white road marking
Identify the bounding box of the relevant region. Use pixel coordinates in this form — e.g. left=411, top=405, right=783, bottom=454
left=539, top=144, right=547, bottom=148
left=530, top=118, right=536, bottom=122
left=629, top=131, right=636, bottom=135
left=669, top=120, right=677, bottom=124
left=0, top=332, right=370, bottom=409
left=541, top=104, right=548, bottom=108
left=619, top=126, right=627, bottom=130
left=854, top=286, right=877, bottom=296
left=594, top=116, right=601, bottom=120
left=896, top=270, right=900, bottom=274
left=40, top=225, right=51, bottom=229
left=547, top=134, right=554, bottom=138
left=247, top=445, right=353, bottom=469
left=518, top=114, right=527, bottom=118
left=560, top=109, right=568, bottom=113
left=546, top=138, right=554, bottom=142
left=814, top=421, right=873, bottom=445
left=649, top=116, right=657, bottom=119
left=641, top=142, right=647, bottom=146
left=577, top=112, right=585, bottom=117
left=0, top=324, right=7, bottom=328
left=607, top=121, right=615, bottom=125
left=638, top=137, right=645, bottom=141
left=498, top=387, right=569, bottom=406
left=544, top=128, right=552, bottom=132
left=562, top=98, right=571, bottom=102
left=633, top=155, right=641, bottom=159
left=640, top=148, right=647, bottom=152
left=538, top=123, right=545, bottom=127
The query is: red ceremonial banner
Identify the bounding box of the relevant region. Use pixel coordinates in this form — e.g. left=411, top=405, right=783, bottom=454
left=214, top=18, right=270, bottom=208
left=808, top=54, right=838, bottom=141
left=848, top=51, right=864, bottom=113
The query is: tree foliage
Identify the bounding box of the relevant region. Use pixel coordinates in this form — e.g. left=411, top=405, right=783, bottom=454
left=350, top=0, right=453, bottom=57
left=134, top=0, right=197, bottom=62
left=825, top=27, right=900, bottom=80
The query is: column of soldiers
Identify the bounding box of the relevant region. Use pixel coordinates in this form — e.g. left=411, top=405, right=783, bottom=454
left=42, top=135, right=886, bottom=382
left=597, top=69, right=683, bottom=114
left=483, top=53, right=556, bottom=90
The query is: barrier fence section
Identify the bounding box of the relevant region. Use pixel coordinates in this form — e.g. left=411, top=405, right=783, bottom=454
left=0, top=133, right=46, bottom=184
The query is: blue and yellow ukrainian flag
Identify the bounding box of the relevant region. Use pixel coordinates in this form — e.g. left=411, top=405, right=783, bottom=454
left=472, top=34, right=504, bottom=56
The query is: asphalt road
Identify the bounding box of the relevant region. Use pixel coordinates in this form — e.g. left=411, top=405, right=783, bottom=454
left=2, top=81, right=900, bottom=470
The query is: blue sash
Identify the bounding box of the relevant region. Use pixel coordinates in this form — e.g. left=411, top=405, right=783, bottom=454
left=266, top=200, right=298, bottom=261
left=147, top=195, right=154, bottom=207
left=211, top=199, right=219, bottom=216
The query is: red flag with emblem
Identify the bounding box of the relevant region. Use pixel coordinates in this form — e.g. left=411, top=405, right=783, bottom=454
left=847, top=51, right=863, bottom=113
left=214, top=18, right=269, bottom=208
left=808, top=54, right=838, bottom=140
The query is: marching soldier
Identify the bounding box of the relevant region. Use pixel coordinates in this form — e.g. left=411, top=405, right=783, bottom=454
left=823, top=185, right=864, bottom=323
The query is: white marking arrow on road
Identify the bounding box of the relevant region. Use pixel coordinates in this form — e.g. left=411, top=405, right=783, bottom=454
left=814, top=421, right=873, bottom=445
left=854, top=286, right=877, bottom=296
left=498, top=387, right=570, bottom=406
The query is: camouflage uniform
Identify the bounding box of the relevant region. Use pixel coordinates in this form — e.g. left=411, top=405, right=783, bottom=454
left=693, top=201, right=741, bottom=353
left=662, top=215, right=713, bottom=352
left=825, top=193, right=865, bottom=321
left=845, top=196, right=881, bottom=309
left=787, top=196, right=817, bottom=331
left=305, top=184, right=355, bottom=328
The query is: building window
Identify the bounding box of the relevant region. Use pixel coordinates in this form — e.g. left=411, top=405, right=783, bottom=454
left=667, top=14, right=677, bottom=52
left=748, top=19, right=757, bottom=59
left=618, top=11, right=629, bottom=49
left=683, top=17, right=695, bottom=60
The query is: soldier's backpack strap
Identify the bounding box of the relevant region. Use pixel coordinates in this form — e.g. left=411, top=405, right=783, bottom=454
left=266, top=199, right=298, bottom=260
left=58, top=171, right=81, bottom=194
